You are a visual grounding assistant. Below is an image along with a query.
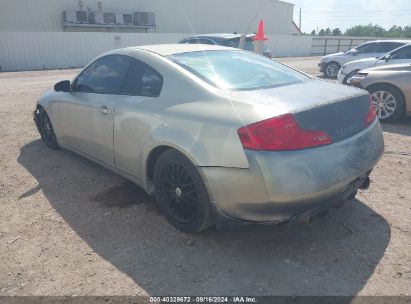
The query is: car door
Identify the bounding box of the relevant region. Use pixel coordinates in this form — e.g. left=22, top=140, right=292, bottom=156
left=59, top=54, right=131, bottom=165
left=380, top=45, right=411, bottom=66
left=114, top=57, right=164, bottom=179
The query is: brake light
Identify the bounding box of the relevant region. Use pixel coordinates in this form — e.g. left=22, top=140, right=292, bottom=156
left=237, top=114, right=332, bottom=151
left=365, top=95, right=377, bottom=126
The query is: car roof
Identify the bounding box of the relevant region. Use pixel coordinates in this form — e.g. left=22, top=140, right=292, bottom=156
left=183, top=33, right=255, bottom=40
left=119, top=44, right=237, bottom=56
left=362, top=40, right=411, bottom=44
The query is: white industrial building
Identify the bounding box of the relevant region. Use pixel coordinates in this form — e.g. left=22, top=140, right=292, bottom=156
left=0, top=0, right=307, bottom=71
left=0, top=0, right=299, bottom=34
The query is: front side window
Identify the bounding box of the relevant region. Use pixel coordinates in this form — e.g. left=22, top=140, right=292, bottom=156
left=390, top=45, right=411, bottom=60
left=74, top=55, right=130, bottom=94
left=377, top=42, right=404, bottom=53
left=120, top=58, right=163, bottom=97
left=356, top=42, right=378, bottom=53
left=168, top=50, right=308, bottom=91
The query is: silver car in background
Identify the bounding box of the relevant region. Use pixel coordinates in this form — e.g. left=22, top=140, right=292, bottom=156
left=348, top=63, right=411, bottom=122
left=319, top=40, right=408, bottom=78
left=34, top=44, right=384, bottom=233
left=179, top=33, right=273, bottom=58
left=337, top=43, right=411, bottom=84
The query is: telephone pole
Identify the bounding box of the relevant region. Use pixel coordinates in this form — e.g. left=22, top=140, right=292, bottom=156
left=299, top=7, right=302, bottom=31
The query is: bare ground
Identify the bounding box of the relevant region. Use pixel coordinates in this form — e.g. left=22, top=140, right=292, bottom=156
left=0, top=58, right=410, bottom=297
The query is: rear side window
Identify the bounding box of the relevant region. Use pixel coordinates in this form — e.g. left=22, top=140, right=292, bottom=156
left=186, top=38, right=215, bottom=45
left=120, top=58, right=163, bottom=97
left=223, top=38, right=254, bottom=51
left=74, top=55, right=130, bottom=94
left=377, top=42, right=404, bottom=53
left=390, top=45, right=411, bottom=59
left=356, top=42, right=378, bottom=53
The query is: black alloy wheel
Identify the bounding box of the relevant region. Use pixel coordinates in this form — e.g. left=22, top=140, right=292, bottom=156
left=153, top=149, right=214, bottom=233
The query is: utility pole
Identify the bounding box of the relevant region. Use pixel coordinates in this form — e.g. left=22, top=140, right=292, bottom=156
left=299, top=7, right=302, bottom=31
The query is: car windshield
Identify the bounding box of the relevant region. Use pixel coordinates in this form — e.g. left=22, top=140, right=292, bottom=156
left=168, top=50, right=308, bottom=90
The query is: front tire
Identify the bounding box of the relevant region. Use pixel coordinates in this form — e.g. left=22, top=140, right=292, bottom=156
left=368, top=84, right=405, bottom=123
left=153, top=149, right=214, bottom=233
left=38, top=108, right=59, bottom=150
left=324, top=62, right=341, bottom=78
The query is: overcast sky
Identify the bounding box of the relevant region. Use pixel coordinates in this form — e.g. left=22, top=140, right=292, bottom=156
left=288, top=0, right=411, bottom=33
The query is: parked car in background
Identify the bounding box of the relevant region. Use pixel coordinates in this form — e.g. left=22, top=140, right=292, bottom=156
left=319, top=40, right=409, bottom=78
left=349, top=63, right=411, bottom=122
left=338, top=43, right=411, bottom=84
left=34, top=44, right=383, bottom=233
left=178, top=33, right=273, bottom=58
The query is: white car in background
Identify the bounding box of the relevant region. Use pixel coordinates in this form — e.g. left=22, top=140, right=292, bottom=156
left=318, top=40, right=408, bottom=78
left=337, top=44, right=411, bottom=84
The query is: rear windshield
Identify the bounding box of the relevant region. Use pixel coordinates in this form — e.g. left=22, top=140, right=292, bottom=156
left=168, top=50, right=308, bottom=90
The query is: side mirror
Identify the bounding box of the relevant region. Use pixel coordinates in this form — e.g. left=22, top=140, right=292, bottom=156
left=384, top=54, right=391, bottom=62
left=350, top=50, right=359, bottom=56
left=54, top=80, right=71, bottom=92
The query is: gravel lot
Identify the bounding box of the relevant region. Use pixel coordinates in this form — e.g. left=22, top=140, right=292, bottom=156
left=0, top=56, right=410, bottom=297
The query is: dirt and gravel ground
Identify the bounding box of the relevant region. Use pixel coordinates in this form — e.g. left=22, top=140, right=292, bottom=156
left=0, top=57, right=410, bottom=297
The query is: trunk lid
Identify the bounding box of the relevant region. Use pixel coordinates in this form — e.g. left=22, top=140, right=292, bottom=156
left=223, top=79, right=371, bottom=143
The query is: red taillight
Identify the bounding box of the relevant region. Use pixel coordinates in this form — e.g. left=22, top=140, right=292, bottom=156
left=365, top=95, right=377, bottom=126
left=237, top=114, right=332, bottom=151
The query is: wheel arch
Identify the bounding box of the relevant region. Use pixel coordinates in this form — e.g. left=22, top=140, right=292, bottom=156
left=145, top=144, right=201, bottom=190
left=366, top=82, right=406, bottom=109
left=144, top=144, right=216, bottom=202
left=326, top=60, right=341, bottom=66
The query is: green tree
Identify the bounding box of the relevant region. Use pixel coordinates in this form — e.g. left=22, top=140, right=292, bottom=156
left=319, top=29, right=325, bottom=36
left=311, top=29, right=316, bottom=36
left=345, top=24, right=385, bottom=37
left=332, top=28, right=342, bottom=36
left=343, top=23, right=411, bottom=38
left=325, top=27, right=332, bottom=35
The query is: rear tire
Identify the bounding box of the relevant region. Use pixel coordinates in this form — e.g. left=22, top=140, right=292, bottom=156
left=324, top=62, right=341, bottom=78
left=368, top=84, right=405, bottom=123
left=153, top=149, right=214, bottom=233
left=38, top=109, right=59, bottom=150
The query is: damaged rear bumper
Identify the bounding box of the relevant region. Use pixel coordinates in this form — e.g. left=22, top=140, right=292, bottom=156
left=199, top=119, right=384, bottom=228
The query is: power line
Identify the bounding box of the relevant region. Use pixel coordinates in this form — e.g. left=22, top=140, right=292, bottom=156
left=300, top=9, right=411, bottom=13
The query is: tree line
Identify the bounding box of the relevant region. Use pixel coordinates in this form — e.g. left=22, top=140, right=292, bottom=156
left=310, top=24, right=411, bottom=38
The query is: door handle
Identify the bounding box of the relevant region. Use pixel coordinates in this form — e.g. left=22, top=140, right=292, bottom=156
left=99, top=106, right=111, bottom=115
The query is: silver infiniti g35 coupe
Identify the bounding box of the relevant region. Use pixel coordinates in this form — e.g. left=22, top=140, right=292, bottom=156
left=34, top=44, right=384, bottom=233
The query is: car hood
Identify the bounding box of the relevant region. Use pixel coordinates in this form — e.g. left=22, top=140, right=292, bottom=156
left=345, top=57, right=378, bottom=69
left=322, top=52, right=345, bottom=60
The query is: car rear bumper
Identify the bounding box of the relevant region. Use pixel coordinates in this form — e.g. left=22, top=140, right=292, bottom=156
left=200, top=119, right=384, bottom=224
